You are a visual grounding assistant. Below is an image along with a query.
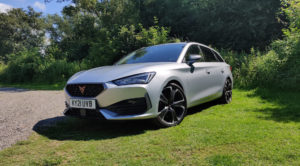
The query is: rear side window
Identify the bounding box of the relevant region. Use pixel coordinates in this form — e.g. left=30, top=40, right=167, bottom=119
left=212, top=50, right=224, bottom=62
left=200, top=46, right=218, bottom=62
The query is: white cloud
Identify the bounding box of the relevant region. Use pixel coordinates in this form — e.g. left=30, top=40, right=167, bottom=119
left=33, top=1, right=46, bottom=11
left=0, top=3, right=13, bottom=13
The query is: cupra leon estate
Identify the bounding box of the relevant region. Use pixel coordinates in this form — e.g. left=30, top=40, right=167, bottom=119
left=64, top=42, right=233, bottom=127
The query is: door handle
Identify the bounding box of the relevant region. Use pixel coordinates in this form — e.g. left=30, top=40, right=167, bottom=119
left=206, top=70, right=211, bottom=74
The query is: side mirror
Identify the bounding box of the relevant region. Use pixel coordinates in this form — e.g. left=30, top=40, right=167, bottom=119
left=187, top=54, right=202, bottom=66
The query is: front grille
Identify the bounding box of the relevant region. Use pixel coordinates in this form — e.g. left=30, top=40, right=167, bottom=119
left=66, top=84, right=104, bottom=97
left=106, top=98, right=148, bottom=115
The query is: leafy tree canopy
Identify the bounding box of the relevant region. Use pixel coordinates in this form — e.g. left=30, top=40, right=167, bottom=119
left=0, top=7, right=46, bottom=62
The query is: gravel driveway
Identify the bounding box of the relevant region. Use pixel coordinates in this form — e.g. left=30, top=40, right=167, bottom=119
left=0, top=88, right=65, bottom=150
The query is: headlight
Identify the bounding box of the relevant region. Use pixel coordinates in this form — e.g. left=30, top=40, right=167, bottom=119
left=113, top=72, right=156, bottom=86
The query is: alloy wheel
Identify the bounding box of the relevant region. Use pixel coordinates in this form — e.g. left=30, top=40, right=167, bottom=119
left=157, top=83, right=187, bottom=126
left=224, top=79, right=232, bottom=103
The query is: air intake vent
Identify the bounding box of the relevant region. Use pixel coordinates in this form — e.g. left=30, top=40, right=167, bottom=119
left=106, top=98, right=148, bottom=115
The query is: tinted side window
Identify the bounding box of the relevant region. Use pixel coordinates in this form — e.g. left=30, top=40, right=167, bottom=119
left=184, top=45, right=203, bottom=62
left=212, top=50, right=224, bottom=62
left=200, top=46, right=218, bottom=62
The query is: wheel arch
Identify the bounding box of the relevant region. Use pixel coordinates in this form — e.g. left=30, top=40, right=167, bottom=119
left=226, top=76, right=232, bottom=82
left=167, top=80, right=185, bottom=92
left=157, top=73, right=189, bottom=106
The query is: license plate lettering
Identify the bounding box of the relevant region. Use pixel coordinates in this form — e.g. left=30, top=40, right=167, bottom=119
left=70, top=99, right=96, bottom=109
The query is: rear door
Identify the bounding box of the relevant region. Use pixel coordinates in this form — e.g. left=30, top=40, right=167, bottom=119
left=210, top=49, right=228, bottom=90
left=199, top=46, right=224, bottom=97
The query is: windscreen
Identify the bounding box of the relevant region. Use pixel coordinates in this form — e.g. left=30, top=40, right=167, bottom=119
left=116, top=43, right=185, bottom=65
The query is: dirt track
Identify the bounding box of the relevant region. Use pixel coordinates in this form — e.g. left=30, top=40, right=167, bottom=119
left=0, top=88, right=65, bottom=150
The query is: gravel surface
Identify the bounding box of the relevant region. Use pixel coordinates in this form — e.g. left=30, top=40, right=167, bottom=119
left=0, top=88, right=65, bottom=150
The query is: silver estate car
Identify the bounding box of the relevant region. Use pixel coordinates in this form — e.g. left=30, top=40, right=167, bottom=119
left=64, top=42, right=233, bottom=127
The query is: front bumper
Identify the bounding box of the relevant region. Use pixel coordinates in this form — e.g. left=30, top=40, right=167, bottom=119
left=64, top=82, right=159, bottom=120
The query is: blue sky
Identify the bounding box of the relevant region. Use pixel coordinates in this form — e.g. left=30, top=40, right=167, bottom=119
left=0, top=0, right=71, bottom=15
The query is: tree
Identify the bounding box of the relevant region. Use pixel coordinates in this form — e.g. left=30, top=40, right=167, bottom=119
left=0, top=7, right=46, bottom=62
left=138, top=0, right=284, bottom=51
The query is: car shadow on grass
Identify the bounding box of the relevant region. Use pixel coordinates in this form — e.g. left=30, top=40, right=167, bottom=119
left=33, top=101, right=220, bottom=141
left=33, top=116, right=160, bottom=141
left=246, top=88, right=300, bottom=123
left=187, top=99, right=220, bottom=116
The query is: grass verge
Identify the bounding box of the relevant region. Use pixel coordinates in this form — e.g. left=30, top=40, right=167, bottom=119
left=0, top=89, right=299, bottom=165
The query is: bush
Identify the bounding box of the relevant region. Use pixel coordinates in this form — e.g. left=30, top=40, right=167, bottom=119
left=0, top=49, right=82, bottom=84
left=241, top=50, right=283, bottom=88
left=43, top=60, right=81, bottom=83
left=269, top=32, right=300, bottom=90
left=1, top=49, right=46, bottom=83
left=0, top=62, right=6, bottom=75
left=218, top=0, right=300, bottom=91
left=221, top=35, right=300, bottom=91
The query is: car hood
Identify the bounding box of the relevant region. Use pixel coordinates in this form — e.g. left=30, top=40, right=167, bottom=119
left=67, top=62, right=177, bottom=84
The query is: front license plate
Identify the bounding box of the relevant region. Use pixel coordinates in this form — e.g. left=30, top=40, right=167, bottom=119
left=70, top=99, right=96, bottom=109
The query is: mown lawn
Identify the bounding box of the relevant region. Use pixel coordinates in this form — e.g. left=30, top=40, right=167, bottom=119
left=0, top=89, right=299, bottom=166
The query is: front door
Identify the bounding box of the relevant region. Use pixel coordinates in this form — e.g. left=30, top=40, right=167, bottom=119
left=183, top=45, right=213, bottom=107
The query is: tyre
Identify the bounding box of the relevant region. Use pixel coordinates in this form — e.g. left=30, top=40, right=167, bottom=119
left=219, top=78, right=232, bottom=104
left=153, top=83, right=187, bottom=127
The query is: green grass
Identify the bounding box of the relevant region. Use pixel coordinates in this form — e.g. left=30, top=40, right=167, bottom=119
left=0, top=89, right=299, bottom=165
left=0, top=82, right=65, bottom=90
